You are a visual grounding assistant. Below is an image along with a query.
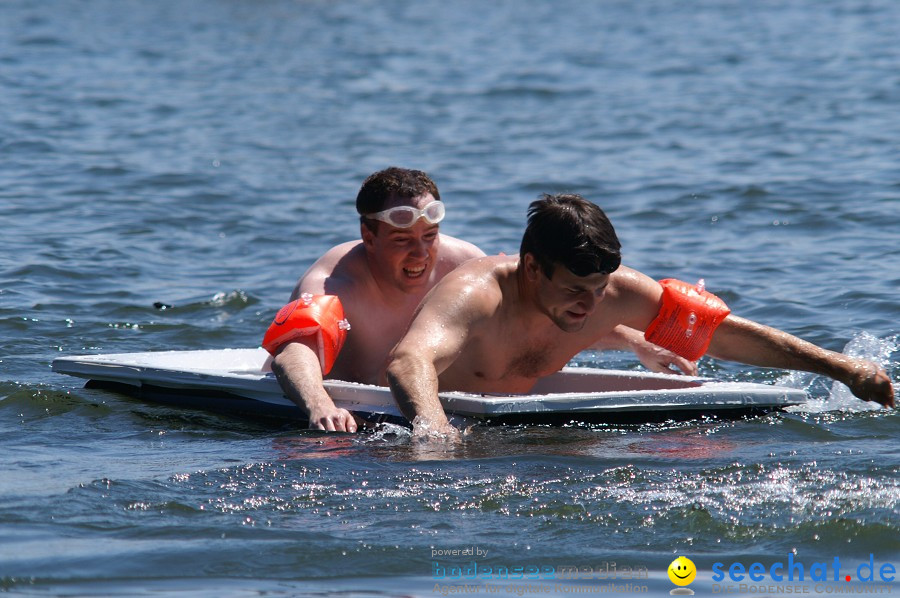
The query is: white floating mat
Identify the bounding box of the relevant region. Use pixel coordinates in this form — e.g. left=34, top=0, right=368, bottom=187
left=52, top=348, right=808, bottom=424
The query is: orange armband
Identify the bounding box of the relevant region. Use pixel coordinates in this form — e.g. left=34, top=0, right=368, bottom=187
left=644, top=279, right=730, bottom=361
left=262, top=294, right=351, bottom=374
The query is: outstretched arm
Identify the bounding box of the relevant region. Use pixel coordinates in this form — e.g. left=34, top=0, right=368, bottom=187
left=613, top=268, right=895, bottom=407
left=708, top=315, right=894, bottom=407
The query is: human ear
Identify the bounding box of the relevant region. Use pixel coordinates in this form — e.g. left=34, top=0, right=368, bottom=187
left=360, top=222, right=376, bottom=250
left=522, top=253, right=541, bottom=282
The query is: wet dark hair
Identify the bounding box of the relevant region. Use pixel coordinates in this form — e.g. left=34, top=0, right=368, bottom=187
left=519, top=193, right=621, bottom=278
left=356, top=167, right=441, bottom=231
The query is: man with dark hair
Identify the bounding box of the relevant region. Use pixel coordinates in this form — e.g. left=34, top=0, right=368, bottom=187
left=520, top=193, right=622, bottom=279
left=386, top=194, right=895, bottom=437
left=356, top=167, right=441, bottom=221
left=270, top=167, right=484, bottom=432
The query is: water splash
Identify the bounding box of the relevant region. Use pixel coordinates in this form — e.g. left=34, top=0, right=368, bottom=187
left=826, top=332, right=898, bottom=411
left=362, top=422, right=412, bottom=443
left=206, top=289, right=252, bottom=308
left=784, top=332, right=898, bottom=413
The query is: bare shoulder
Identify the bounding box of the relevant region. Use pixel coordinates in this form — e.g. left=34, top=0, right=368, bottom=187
left=426, top=254, right=512, bottom=316
left=608, top=265, right=660, bottom=297
left=436, top=234, right=486, bottom=268
left=603, top=265, right=665, bottom=329
left=292, top=241, right=369, bottom=299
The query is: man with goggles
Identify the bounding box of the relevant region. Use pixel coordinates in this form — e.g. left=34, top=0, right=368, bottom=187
left=271, top=169, right=696, bottom=433
left=270, top=167, right=485, bottom=432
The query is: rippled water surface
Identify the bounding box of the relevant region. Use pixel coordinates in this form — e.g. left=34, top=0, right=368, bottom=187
left=2, top=1, right=899, bottom=596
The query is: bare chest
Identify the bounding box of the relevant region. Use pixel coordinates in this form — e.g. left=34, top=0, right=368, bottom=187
left=502, top=342, right=566, bottom=379
left=443, top=332, right=577, bottom=394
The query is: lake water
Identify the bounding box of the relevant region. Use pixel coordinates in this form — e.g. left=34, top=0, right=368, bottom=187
left=1, top=1, right=898, bottom=596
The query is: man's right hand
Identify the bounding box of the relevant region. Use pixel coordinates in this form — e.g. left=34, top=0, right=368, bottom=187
left=411, top=416, right=460, bottom=442
left=308, top=405, right=358, bottom=432
left=272, top=341, right=361, bottom=432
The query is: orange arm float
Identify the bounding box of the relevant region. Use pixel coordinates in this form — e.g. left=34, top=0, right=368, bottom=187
left=262, top=294, right=351, bottom=375
left=644, top=279, right=730, bottom=361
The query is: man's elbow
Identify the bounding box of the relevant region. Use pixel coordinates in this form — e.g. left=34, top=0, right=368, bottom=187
left=270, top=347, right=290, bottom=380
left=385, top=349, right=419, bottom=389
left=271, top=342, right=317, bottom=378
left=384, top=354, right=406, bottom=388
left=271, top=346, right=304, bottom=386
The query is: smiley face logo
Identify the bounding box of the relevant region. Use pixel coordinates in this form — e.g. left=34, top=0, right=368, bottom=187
left=668, top=556, right=696, bottom=586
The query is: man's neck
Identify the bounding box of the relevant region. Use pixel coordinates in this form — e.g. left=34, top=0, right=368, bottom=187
left=512, top=259, right=558, bottom=331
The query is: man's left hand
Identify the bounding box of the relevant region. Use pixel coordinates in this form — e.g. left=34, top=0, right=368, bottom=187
left=847, top=360, right=895, bottom=408
left=635, top=344, right=699, bottom=376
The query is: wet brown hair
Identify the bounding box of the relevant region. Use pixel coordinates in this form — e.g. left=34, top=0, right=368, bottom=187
left=356, top=167, right=441, bottom=231
left=520, top=193, right=621, bottom=278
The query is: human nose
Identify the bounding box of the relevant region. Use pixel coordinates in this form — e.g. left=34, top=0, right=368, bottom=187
left=577, top=290, right=597, bottom=313
left=409, top=238, right=429, bottom=258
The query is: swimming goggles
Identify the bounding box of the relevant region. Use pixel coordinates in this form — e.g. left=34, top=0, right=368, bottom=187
left=365, top=200, right=446, bottom=228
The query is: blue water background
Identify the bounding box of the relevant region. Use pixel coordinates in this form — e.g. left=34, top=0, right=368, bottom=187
left=1, top=0, right=899, bottom=596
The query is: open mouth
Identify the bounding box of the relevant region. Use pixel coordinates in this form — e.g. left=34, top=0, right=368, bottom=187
left=404, top=265, right=427, bottom=278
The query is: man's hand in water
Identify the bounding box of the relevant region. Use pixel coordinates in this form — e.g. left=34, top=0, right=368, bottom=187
left=308, top=405, right=358, bottom=432
left=411, top=416, right=460, bottom=442
left=846, top=360, right=895, bottom=408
